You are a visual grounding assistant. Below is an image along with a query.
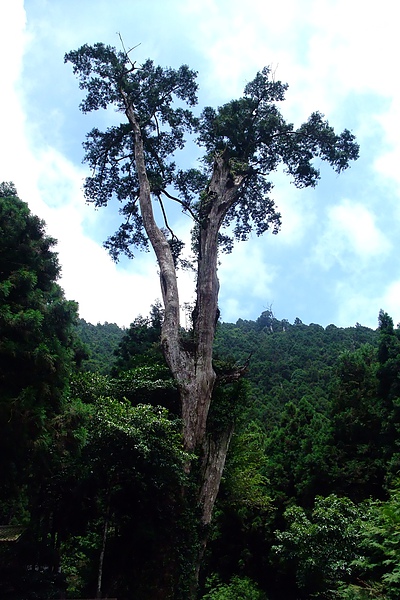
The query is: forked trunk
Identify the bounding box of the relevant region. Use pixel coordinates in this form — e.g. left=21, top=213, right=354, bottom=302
left=123, top=95, right=245, bottom=598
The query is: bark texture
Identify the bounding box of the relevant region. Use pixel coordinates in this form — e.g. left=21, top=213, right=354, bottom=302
left=122, top=91, right=243, bottom=597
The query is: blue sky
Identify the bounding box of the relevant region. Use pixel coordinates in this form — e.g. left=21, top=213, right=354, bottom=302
left=1, top=0, right=400, bottom=328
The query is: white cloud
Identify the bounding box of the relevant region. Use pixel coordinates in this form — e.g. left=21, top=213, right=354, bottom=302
left=0, top=1, right=26, bottom=79
left=1, top=2, right=30, bottom=181
left=333, top=277, right=400, bottom=331
left=308, top=0, right=399, bottom=95
left=373, top=99, right=400, bottom=211
left=0, top=2, right=195, bottom=327
left=333, top=282, right=381, bottom=329
left=2, top=0, right=400, bottom=329
left=184, top=0, right=400, bottom=167
left=183, top=0, right=308, bottom=102
left=218, top=238, right=277, bottom=321
left=313, top=199, right=391, bottom=270
left=378, top=280, right=400, bottom=327
left=269, top=172, right=318, bottom=246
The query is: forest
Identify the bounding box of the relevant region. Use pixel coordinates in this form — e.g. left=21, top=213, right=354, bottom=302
left=1, top=181, right=400, bottom=599
left=1, top=37, right=399, bottom=600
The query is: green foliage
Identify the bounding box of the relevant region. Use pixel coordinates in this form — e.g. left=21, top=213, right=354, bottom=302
left=71, top=362, right=178, bottom=411
left=327, top=344, right=390, bottom=500
left=202, top=575, right=268, bottom=600
left=53, top=362, right=188, bottom=598
left=88, top=397, right=188, bottom=483
left=65, top=45, right=358, bottom=260
left=76, top=318, right=124, bottom=374
left=222, top=422, right=272, bottom=512
left=111, top=301, right=164, bottom=374
left=207, top=312, right=400, bottom=600
left=377, top=310, right=400, bottom=407
left=75, top=309, right=400, bottom=600
left=70, top=370, right=115, bottom=403
left=273, top=495, right=365, bottom=598
left=204, top=423, right=274, bottom=599
left=214, top=317, right=377, bottom=426
left=338, top=484, right=400, bottom=600
left=60, top=531, right=100, bottom=597
left=207, top=372, right=249, bottom=437
left=0, top=184, right=82, bottom=524
left=263, top=398, right=331, bottom=507
left=60, top=397, right=191, bottom=599
left=5, top=289, right=400, bottom=599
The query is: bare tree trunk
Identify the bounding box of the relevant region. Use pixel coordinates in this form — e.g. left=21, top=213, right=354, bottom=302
left=199, top=425, right=235, bottom=527
left=122, top=94, right=245, bottom=598
left=96, top=496, right=110, bottom=599
left=193, top=424, right=235, bottom=590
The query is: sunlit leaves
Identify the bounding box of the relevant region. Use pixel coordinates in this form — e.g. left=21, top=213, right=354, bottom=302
left=273, top=495, right=364, bottom=596
left=88, top=398, right=188, bottom=482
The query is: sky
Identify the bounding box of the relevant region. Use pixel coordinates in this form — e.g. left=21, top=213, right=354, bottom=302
left=1, top=0, right=400, bottom=329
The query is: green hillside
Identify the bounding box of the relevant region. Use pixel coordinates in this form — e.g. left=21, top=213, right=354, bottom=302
left=2, top=186, right=400, bottom=599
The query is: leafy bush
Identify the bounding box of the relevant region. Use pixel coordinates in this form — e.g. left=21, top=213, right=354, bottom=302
left=202, top=575, right=268, bottom=599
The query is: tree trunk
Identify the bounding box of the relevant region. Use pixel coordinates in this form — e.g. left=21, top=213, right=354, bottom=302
left=123, top=94, right=245, bottom=598
left=96, top=495, right=110, bottom=599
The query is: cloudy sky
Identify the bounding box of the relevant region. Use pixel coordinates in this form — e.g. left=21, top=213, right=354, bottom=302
left=1, top=0, right=399, bottom=329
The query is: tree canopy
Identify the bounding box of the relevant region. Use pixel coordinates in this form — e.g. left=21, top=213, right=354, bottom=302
left=65, top=44, right=359, bottom=261
left=0, top=183, right=84, bottom=522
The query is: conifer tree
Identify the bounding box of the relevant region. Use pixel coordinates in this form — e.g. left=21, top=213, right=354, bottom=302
left=0, top=183, right=81, bottom=522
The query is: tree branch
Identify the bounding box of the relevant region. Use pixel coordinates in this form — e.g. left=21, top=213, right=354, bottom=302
left=157, top=194, right=176, bottom=239
left=161, top=188, right=199, bottom=222
left=117, top=32, right=141, bottom=70
left=120, top=86, right=195, bottom=383
left=215, top=354, right=252, bottom=385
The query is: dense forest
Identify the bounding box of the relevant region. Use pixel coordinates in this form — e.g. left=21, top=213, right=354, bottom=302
left=63, top=43, right=361, bottom=599
left=2, top=183, right=400, bottom=599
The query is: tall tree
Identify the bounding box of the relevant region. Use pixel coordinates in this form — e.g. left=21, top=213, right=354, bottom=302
left=65, top=43, right=359, bottom=596
left=0, top=183, right=83, bottom=518
left=0, top=183, right=86, bottom=597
